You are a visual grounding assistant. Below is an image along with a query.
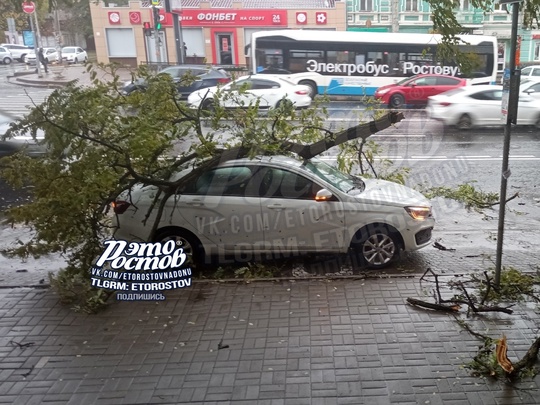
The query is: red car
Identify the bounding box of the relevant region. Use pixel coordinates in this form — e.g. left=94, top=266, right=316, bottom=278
left=374, top=74, right=467, bottom=108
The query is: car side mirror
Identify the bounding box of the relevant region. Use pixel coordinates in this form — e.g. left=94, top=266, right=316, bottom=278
left=315, top=189, right=333, bottom=202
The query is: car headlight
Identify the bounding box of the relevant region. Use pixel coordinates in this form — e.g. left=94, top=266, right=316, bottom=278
left=404, top=206, right=432, bottom=220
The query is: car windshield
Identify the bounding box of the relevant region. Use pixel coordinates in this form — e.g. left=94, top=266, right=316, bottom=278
left=303, top=159, right=365, bottom=194
left=63, top=47, right=76, bottom=53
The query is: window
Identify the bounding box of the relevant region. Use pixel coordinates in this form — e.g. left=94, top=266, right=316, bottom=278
left=411, top=77, right=437, bottom=86
left=462, top=0, right=470, bottom=10
left=251, top=79, right=280, bottom=90
left=182, top=167, right=256, bottom=196
left=359, top=0, right=373, bottom=11
left=105, top=28, right=136, bottom=57
left=405, top=0, right=418, bottom=11
left=260, top=168, right=322, bottom=199
left=436, top=77, right=461, bottom=85
left=469, top=90, right=502, bottom=101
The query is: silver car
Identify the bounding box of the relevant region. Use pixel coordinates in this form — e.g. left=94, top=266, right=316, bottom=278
left=112, top=155, right=435, bottom=269
left=0, top=46, right=13, bottom=65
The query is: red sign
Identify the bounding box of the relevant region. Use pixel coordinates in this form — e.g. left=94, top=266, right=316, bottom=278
left=155, top=9, right=287, bottom=27
left=129, top=12, right=142, bottom=25
left=316, top=12, right=327, bottom=25
left=296, top=12, right=307, bottom=25
left=21, top=1, right=35, bottom=14
left=108, top=11, right=121, bottom=25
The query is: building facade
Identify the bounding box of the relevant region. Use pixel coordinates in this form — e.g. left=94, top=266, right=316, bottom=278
left=89, top=0, right=346, bottom=68
left=89, top=0, right=540, bottom=70
left=346, top=0, right=540, bottom=69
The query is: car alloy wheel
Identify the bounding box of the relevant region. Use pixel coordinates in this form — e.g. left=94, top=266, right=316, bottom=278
left=389, top=94, right=405, bottom=109
left=350, top=225, right=400, bottom=269
left=154, top=228, right=203, bottom=267
left=3, top=57, right=11, bottom=65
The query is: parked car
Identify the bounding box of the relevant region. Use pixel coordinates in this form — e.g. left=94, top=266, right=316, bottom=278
left=121, top=65, right=232, bottom=99
left=374, top=74, right=468, bottom=108
left=60, top=46, right=87, bottom=64
left=25, top=47, right=58, bottom=64
left=520, top=65, right=540, bottom=79
left=0, top=46, right=13, bottom=65
left=426, top=85, right=540, bottom=129
left=187, top=75, right=312, bottom=110
left=519, top=78, right=540, bottom=100
left=0, top=111, right=46, bottom=158
left=0, top=43, right=32, bottom=62
left=112, top=155, right=435, bottom=269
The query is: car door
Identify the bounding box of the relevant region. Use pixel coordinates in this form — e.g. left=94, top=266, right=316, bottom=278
left=522, top=82, right=540, bottom=100
left=258, top=166, right=345, bottom=253
left=468, top=89, right=503, bottom=125
left=173, top=165, right=265, bottom=253
left=406, top=76, right=437, bottom=104
left=515, top=95, right=540, bottom=125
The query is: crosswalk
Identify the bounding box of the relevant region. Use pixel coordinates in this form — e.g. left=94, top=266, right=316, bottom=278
left=0, top=90, right=55, bottom=119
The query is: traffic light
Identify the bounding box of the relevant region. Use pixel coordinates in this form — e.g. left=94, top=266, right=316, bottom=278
left=152, top=7, right=161, bottom=30
left=143, top=21, right=153, bottom=37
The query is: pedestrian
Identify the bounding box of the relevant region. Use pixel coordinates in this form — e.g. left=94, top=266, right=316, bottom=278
left=38, top=48, right=48, bottom=73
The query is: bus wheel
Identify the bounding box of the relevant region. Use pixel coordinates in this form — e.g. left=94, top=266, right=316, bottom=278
left=299, top=80, right=317, bottom=99
left=456, top=114, right=473, bottom=130
left=389, top=94, right=405, bottom=109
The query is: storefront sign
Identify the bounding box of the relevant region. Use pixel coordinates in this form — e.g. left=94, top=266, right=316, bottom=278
left=129, top=11, right=142, bottom=25
left=108, top=11, right=121, bottom=25
left=153, top=9, right=287, bottom=27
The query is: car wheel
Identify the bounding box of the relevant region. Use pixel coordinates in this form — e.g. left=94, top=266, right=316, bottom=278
left=3, top=57, right=12, bottom=65
left=202, top=99, right=215, bottom=112
left=74, top=57, right=79, bottom=63
left=19, top=55, right=26, bottom=63
left=350, top=225, right=400, bottom=269
left=456, top=114, right=473, bottom=130
left=299, top=80, right=317, bottom=99
left=153, top=228, right=204, bottom=267
left=389, top=94, right=405, bottom=109
left=274, top=99, right=294, bottom=110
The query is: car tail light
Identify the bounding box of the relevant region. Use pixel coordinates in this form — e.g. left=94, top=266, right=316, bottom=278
left=112, top=200, right=131, bottom=214
left=217, top=78, right=230, bottom=83
left=295, top=89, right=309, bottom=95
left=438, top=102, right=452, bottom=107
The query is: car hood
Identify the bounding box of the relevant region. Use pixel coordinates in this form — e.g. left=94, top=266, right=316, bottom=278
left=353, top=178, right=430, bottom=207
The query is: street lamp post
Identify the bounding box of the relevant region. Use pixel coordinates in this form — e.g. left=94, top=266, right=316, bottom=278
left=494, top=0, right=522, bottom=287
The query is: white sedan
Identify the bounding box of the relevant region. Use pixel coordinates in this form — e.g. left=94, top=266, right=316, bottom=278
left=112, top=155, right=434, bottom=269
left=25, top=47, right=58, bottom=64
left=427, top=85, right=540, bottom=129
left=60, top=46, right=88, bottom=64
left=187, top=75, right=312, bottom=111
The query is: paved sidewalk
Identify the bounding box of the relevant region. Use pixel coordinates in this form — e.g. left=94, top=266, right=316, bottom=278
left=8, top=64, right=133, bottom=88
left=0, top=276, right=539, bottom=405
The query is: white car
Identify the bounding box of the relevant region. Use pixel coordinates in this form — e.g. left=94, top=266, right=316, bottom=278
left=0, top=43, right=32, bottom=62
left=60, top=46, right=87, bottom=64
left=112, top=155, right=435, bottom=269
left=187, top=75, right=312, bottom=111
left=0, top=46, right=13, bottom=64
left=427, top=85, right=540, bottom=129
left=25, top=47, right=58, bottom=64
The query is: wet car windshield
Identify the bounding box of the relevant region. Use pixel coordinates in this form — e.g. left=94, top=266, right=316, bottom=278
left=304, top=159, right=365, bottom=194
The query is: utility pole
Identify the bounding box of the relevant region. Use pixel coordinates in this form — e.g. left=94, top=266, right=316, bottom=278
left=164, top=0, right=184, bottom=64
left=494, top=0, right=522, bottom=287
left=390, top=0, right=399, bottom=33
left=152, top=3, right=162, bottom=69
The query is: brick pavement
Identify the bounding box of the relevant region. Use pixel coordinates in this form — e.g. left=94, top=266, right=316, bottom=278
left=0, top=276, right=539, bottom=405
